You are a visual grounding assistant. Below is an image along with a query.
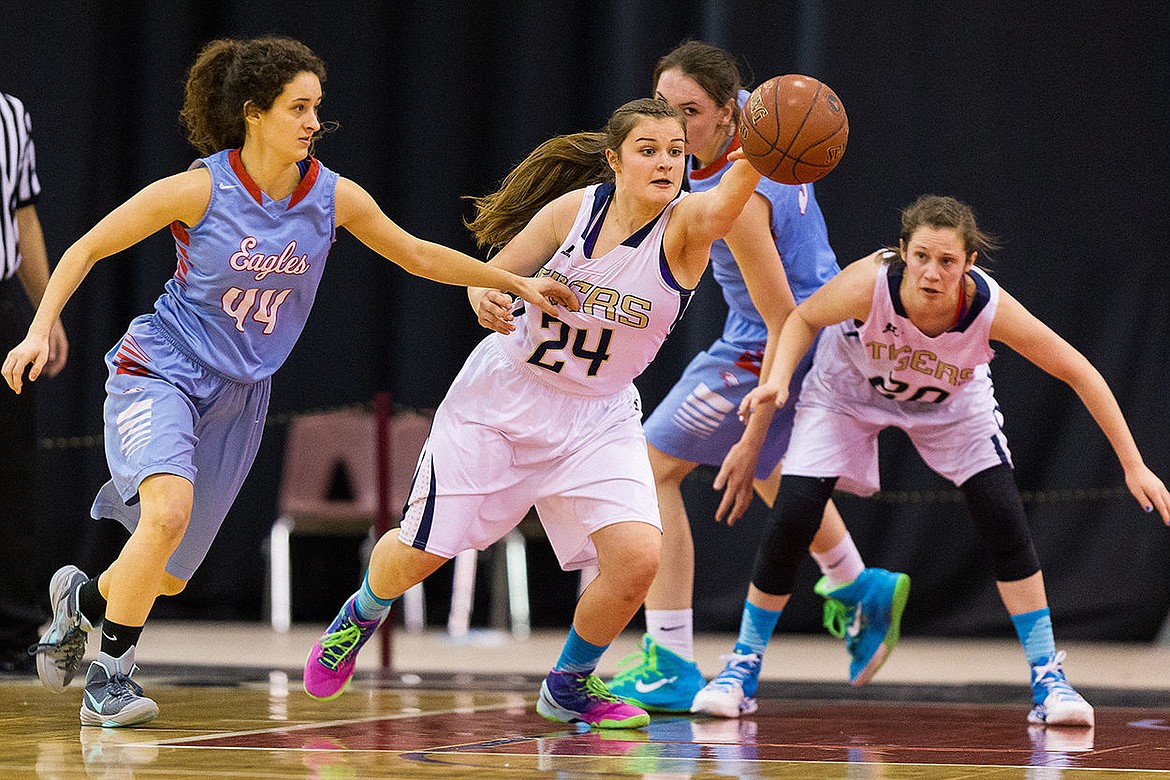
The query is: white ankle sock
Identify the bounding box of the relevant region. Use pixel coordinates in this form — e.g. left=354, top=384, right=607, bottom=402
left=811, top=533, right=865, bottom=588
left=646, top=609, right=694, bottom=661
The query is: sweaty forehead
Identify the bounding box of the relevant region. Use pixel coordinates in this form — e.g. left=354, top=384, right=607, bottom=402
left=908, top=226, right=964, bottom=253
left=628, top=116, right=686, bottom=144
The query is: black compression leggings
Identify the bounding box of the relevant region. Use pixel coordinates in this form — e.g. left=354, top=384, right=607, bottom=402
left=750, top=475, right=839, bottom=596
left=960, top=463, right=1041, bottom=582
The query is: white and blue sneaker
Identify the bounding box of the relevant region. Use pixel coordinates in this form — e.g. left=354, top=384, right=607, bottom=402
left=815, top=567, right=910, bottom=686
left=80, top=651, right=158, bottom=728
left=31, top=565, right=95, bottom=691
left=690, top=651, right=761, bottom=718
left=608, top=634, right=707, bottom=713
left=1028, top=651, right=1094, bottom=727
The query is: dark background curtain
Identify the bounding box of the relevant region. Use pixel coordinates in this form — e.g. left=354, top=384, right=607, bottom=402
left=3, top=1, right=1168, bottom=640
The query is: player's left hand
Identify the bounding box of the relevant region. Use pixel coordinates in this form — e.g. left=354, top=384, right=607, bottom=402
left=713, top=438, right=762, bottom=525
left=1125, top=464, right=1170, bottom=526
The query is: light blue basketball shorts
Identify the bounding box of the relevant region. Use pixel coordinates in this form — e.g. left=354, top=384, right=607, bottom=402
left=90, top=315, right=270, bottom=580
left=643, top=336, right=814, bottom=480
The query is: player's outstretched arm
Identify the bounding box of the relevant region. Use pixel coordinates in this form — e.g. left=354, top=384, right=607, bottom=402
left=990, top=290, right=1170, bottom=524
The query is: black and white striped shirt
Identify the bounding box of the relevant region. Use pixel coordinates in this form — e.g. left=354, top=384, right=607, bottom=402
left=1, top=93, right=41, bottom=282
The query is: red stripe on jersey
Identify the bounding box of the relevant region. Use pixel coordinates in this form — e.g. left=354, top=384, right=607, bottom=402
left=288, top=157, right=320, bottom=209
left=691, top=135, right=742, bottom=181
left=228, top=148, right=264, bottom=205
left=734, top=348, right=764, bottom=377
left=115, top=363, right=151, bottom=377
left=170, top=221, right=190, bottom=245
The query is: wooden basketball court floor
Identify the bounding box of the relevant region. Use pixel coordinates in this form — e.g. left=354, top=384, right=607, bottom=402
left=3, top=626, right=1168, bottom=779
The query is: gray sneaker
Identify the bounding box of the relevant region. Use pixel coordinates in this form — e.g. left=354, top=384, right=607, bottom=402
left=31, top=565, right=94, bottom=691
left=80, top=652, right=158, bottom=728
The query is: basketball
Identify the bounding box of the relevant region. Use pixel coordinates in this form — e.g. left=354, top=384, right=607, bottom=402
left=739, top=74, right=849, bottom=185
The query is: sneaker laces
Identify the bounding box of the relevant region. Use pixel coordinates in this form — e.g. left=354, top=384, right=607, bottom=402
left=822, top=598, right=848, bottom=639
left=581, top=674, right=623, bottom=703
left=1032, top=651, right=1083, bottom=701
left=610, top=648, right=655, bottom=685
left=29, top=624, right=88, bottom=671
left=316, top=621, right=364, bottom=671
left=104, top=672, right=146, bottom=703
left=708, top=652, right=760, bottom=691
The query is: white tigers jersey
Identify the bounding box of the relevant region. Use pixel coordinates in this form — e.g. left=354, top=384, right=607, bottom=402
left=494, top=182, right=695, bottom=397
left=833, top=255, right=1000, bottom=407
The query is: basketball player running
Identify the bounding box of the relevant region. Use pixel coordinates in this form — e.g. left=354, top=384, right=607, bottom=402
left=304, top=98, right=766, bottom=730
left=596, top=41, right=909, bottom=713
left=3, top=36, right=573, bottom=728
left=692, top=194, right=1169, bottom=722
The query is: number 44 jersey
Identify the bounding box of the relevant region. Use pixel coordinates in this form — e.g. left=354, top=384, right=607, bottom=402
left=153, top=148, right=338, bottom=384
left=496, top=182, right=696, bottom=397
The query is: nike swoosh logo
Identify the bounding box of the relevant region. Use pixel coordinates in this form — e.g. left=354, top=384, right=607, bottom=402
left=102, top=631, right=117, bottom=642
left=659, top=625, right=686, bottom=632
left=218, top=183, right=237, bottom=190
left=634, top=676, right=678, bottom=693
left=846, top=604, right=863, bottom=638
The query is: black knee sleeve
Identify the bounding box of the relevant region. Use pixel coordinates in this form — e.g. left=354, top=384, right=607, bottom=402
left=960, top=464, right=1041, bottom=582
left=750, top=475, right=838, bottom=595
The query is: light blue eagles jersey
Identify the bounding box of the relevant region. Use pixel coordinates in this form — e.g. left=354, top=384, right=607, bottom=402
left=150, top=149, right=338, bottom=383
left=688, top=90, right=839, bottom=346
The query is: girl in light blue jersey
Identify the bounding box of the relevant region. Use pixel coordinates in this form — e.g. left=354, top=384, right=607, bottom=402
left=3, top=35, right=573, bottom=728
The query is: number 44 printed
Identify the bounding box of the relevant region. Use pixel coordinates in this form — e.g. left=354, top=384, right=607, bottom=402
left=221, top=287, right=292, bottom=334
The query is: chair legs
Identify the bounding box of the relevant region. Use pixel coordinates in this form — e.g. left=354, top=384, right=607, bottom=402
left=447, top=531, right=532, bottom=640
left=269, top=517, right=293, bottom=633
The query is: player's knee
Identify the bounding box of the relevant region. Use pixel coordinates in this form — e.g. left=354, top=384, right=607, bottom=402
left=751, top=475, right=837, bottom=595
left=138, top=506, right=191, bottom=549
left=604, top=545, right=660, bottom=602
left=960, top=464, right=1040, bottom=581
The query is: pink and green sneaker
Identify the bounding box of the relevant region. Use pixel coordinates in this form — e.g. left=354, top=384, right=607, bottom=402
left=537, top=670, right=650, bottom=729
left=303, top=597, right=382, bottom=700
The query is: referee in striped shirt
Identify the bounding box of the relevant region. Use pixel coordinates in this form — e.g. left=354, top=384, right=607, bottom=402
left=1, top=92, right=68, bottom=674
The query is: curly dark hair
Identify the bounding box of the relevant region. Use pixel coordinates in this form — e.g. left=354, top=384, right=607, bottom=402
left=180, top=36, right=327, bottom=155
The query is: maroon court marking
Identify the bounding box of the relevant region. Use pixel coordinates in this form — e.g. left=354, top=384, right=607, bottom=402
left=174, top=701, right=1170, bottom=772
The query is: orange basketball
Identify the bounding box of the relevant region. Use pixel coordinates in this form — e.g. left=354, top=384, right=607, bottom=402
left=739, top=74, right=849, bottom=185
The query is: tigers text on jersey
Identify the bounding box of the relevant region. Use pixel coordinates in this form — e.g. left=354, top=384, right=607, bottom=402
left=148, top=149, right=338, bottom=383
left=837, top=259, right=999, bottom=407
left=494, top=182, right=694, bottom=397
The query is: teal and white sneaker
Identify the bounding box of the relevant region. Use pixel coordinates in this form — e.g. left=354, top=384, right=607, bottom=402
left=79, top=651, right=158, bottom=728
left=689, top=651, right=761, bottom=718
left=815, top=567, right=910, bottom=686
left=608, top=634, right=706, bottom=712
left=31, top=565, right=95, bottom=691
left=1028, top=651, right=1094, bottom=727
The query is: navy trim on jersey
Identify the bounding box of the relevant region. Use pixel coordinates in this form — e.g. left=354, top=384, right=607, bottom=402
left=886, top=263, right=991, bottom=334
left=409, top=465, right=438, bottom=550
left=667, top=286, right=694, bottom=334
left=582, top=181, right=672, bottom=255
